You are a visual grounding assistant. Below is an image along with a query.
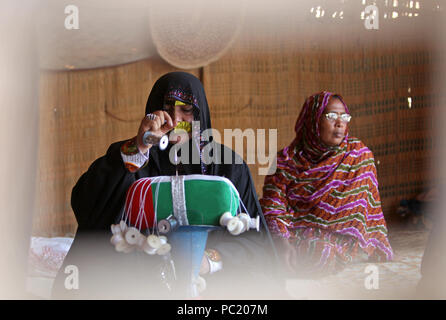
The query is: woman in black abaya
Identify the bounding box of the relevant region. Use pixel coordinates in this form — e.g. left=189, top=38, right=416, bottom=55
left=52, top=72, right=278, bottom=299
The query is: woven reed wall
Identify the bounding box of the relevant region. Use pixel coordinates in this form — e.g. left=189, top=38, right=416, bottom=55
left=34, top=36, right=436, bottom=236
left=203, top=35, right=435, bottom=226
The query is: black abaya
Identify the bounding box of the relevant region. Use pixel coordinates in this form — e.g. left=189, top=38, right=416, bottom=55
left=53, top=72, right=278, bottom=299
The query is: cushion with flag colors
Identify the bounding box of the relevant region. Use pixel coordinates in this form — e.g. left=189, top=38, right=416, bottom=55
left=123, top=175, right=240, bottom=230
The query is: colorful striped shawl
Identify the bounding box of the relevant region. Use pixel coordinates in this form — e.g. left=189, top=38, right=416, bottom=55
left=260, top=92, right=393, bottom=261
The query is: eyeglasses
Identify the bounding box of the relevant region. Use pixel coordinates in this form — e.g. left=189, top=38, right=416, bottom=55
left=324, top=112, right=352, bottom=123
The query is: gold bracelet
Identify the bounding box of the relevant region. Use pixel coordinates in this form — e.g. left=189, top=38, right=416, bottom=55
left=204, top=249, right=221, bottom=262
left=204, top=249, right=223, bottom=274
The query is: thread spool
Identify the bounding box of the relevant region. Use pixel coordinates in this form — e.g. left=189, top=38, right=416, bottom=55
left=142, top=241, right=157, bottom=255
left=111, top=224, right=121, bottom=235
left=115, top=241, right=134, bottom=253
left=158, top=216, right=179, bottom=234
left=147, top=235, right=162, bottom=249
left=156, top=243, right=172, bottom=255
left=125, top=227, right=143, bottom=246
left=159, top=236, right=168, bottom=244
left=110, top=233, right=124, bottom=246
left=227, top=217, right=244, bottom=236
left=219, top=212, right=233, bottom=226
left=250, top=216, right=260, bottom=232
left=238, top=213, right=251, bottom=232
left=143, top=131, right=169, bottom=150
left=119, top=220, right=128, bottom=233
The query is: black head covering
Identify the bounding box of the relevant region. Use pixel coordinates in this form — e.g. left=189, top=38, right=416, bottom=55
left=145, top=72, right=212, bottom=133
left=145, top=72, right=212, bottom=175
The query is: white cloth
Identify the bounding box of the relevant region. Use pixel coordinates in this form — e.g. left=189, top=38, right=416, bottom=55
left=120, top=149, right=149, bottom=169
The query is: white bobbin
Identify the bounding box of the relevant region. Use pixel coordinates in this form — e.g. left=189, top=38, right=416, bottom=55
left=250, top=215, right=260, bottom=232
left=125, top=227, right=143, bottom=246
left=219, top=212, right=233, bottom=226
left=237, top=213, right=251, bottom=232
left=119, top=220, right=128, bottom=233
left=156, top=243, right=172, bottom=255
left=142, top=241, right=157, bottom=255
left=110, top=233, right=125, bottom=246
left=227, top=217, right=244, bottom=236
left=147, top=235, right=162, bottom=249
left=159, top=236, right=168, bottom=245
left=115, top=241, right=134, bottom=253
left=111, top=224, right=121, bottom=235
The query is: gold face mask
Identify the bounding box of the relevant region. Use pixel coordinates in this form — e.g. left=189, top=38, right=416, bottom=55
left=174, top=121, right=192, bottom=133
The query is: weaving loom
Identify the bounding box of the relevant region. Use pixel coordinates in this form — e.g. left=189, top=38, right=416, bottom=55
left=109, top=174, right=258, bottom=297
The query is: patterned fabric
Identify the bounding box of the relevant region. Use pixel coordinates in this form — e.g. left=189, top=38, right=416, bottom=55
left=260, top=91, right=393, bottom=270
left=120, top=136, right=149, bottom=173
left=165, top=89, right=199, bottom=109
left=287, top=228, right=367, bottom=276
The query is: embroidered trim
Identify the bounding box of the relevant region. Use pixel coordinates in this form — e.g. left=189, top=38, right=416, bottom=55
left=121, top=137, right=139, bottom=156
left=124, top=163, right=140, bottom=173
left=165, top=89, right=199, bottom=108
left=121, top=137, right=149, bottom=173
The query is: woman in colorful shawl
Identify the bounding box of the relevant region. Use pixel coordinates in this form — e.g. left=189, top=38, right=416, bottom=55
left=260, top=91, right=393, bottom=277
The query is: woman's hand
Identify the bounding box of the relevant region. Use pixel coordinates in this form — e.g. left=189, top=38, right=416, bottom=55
left=136, top=110, right=176, bottom=153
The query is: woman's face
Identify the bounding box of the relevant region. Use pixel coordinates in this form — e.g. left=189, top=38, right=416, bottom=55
left=319, top=97, right=349, bottom=146
left=163, top=100, right=195, bottom=144
left=163, top=101, right=195, bottom=123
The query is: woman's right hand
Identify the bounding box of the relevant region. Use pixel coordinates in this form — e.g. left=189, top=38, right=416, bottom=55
left=136, top=110, right=176, bottom=153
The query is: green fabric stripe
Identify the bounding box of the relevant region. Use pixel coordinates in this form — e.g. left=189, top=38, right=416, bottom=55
left=303, top=184, right=316, bottom=193
left=297, top=177, right=321, bottom=183
left=263, top=204, right=286, bottom=211
left=330, top=186, right=381, bottom=207
left=279, top=169, right=297, bottom=182
left=338, top=158, right=375, bottom=172
left=348, top=137, right=361, bottom=143
left=263, top=184, right=286, bottom=198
